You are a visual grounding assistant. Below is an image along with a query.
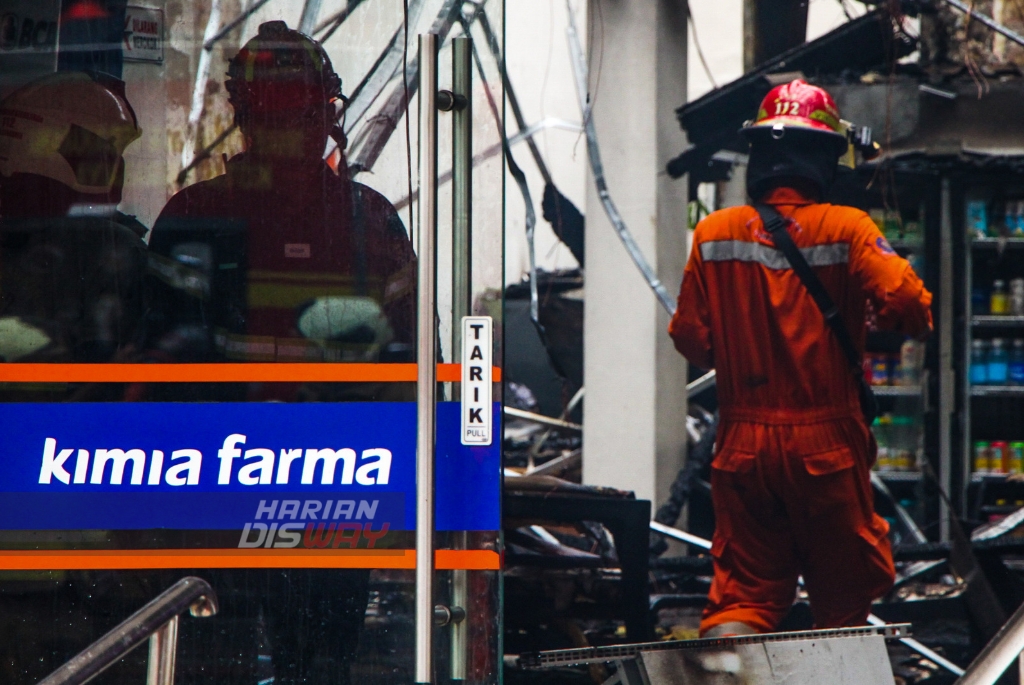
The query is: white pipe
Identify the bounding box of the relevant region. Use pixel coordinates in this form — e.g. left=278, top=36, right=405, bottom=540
left=650, top=521, right=712, bottom=550
left=504, top=406, right=582, bottom=432
left=954, top=600, right=1024, bottom=684
left=686, top=370, right=717, bottom=398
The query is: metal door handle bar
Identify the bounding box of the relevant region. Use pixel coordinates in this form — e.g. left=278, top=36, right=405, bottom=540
left=414, top=31, right=440, bottom=685
left=36, top=576, right=218, bottom=685
left=449, top=33, right=472, bottom=684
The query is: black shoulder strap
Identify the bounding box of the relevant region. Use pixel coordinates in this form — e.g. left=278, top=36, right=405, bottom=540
left=350, top=182, right=369, bottom=296
left=753, top=203, right=862, bottom=375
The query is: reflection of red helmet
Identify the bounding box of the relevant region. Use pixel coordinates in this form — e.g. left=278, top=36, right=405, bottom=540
left=226, top=21, right=341, bottom=120
left=0, top=72, right=141, bottom=194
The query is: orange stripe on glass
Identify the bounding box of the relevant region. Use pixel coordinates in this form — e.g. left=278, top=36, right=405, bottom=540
left=435, top=549, right=501, bottom=570
left=0, top=549, right=500, bottom=571
left=0, top=363, right=501, bottom=383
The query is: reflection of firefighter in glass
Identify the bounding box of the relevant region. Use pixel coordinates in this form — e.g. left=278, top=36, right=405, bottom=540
left=147, top=20, right=415, bottom=403
left=146, top=22, right=411, bottom=684
left=0, top=71, right=147, bottom=389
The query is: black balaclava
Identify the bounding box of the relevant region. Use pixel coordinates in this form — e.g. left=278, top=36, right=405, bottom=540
left=745, top=127, right=845, bottom=201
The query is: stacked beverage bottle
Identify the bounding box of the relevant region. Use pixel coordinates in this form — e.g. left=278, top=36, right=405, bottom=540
left=973, top=441, right=1024, bottom=475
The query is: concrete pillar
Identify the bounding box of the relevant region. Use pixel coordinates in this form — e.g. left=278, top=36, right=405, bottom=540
left=582, top=0, right=689, bottom=508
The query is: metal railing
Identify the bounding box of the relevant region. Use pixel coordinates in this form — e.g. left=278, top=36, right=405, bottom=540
left=956, top=599, right=1024, bottom=685
left=37, top=576, right=218, bottom=685
left=649, top=521, right=967, bottom=677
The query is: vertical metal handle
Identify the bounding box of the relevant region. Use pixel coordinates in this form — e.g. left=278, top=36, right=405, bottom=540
left=452, top=36, right=473, bottom=361
left=146, top=616, right=179, bottom=685
left=415, top=31, right=440, bottom=685
left=450, top=34, right=473, bottom=683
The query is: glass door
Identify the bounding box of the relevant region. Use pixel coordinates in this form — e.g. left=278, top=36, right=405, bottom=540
left=0, top=0, right=503, bottom=682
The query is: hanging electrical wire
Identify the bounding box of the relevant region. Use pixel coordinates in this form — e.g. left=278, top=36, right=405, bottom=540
left=564, top=1, right=718, bottom=398
left=564, top=0, right=676, bottom=314
left=465, top=8, right=546, bottom=334
left=685, top=0, right=718, bottom=89
left=402, top=0, right=414, bottom=242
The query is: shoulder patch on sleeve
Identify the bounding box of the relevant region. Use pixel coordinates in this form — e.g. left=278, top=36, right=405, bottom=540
left=875, top=236, right=896, bottom=255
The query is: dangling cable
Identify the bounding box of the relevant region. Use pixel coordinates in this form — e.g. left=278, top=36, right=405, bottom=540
left=403, top=0, right=414, bottom=242
left=462, top=15, right=544, bottom=337
left=564, top=0, right=675, bottom=315
left=564, top=1, right=717, bottom=399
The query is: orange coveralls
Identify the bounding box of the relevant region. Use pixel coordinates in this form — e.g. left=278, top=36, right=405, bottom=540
left=669, top=187, right=933, bottom=634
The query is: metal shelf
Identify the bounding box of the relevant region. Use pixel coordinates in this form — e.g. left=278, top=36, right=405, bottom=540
left=876, top=470, right=923, bottom=482
left=970, top=472, right=1024, bottom=483
left=972, top=237, right=1024, bottom=248
left=972, top=316, right=1024, bottom=327
left=970, top=385, right=1024, bottom=397
left=872, top=385, right=922, bottom=397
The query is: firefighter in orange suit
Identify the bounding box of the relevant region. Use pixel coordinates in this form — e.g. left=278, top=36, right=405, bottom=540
left=669, top=80, right=933, bottom=637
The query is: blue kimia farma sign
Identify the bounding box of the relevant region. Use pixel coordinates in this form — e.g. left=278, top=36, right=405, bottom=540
left=0, top=402, right=499, bottom=534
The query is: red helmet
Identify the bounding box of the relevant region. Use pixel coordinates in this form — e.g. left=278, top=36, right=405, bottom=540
left=225, top=21, right=342, bottom=120
left=741, top=79, right=847, bottom=154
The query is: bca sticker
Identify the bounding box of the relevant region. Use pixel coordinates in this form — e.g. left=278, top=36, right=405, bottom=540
left=875, top=236, right=896, bottom=255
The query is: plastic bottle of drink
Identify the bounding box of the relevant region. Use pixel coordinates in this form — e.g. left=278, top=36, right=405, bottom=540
left=899, top=339, right=922, bottom=386
left=992, top=280, right=1009, bottom=315
left=971, top=339, right=989, bottom=385
left=989, top=338, right=1009, bottom=385
left=1010, top=442, right=1024, bottom=474
left=1011, top=278, right=1024, bottom=316
left=872, top=416, right=891, bottom=471
left=890, top=416, right=915, bottom=471
left=968, top=200, right=988, bottom=238
left=975, top=441, right=991, bottom=474
left=992, top=441, right=1009, bottom=474
left=1010, top=339, right=1024, bottom=385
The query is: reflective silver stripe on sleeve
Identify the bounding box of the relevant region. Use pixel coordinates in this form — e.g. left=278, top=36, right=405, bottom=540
left=699, top=240, right=849, bottom=269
